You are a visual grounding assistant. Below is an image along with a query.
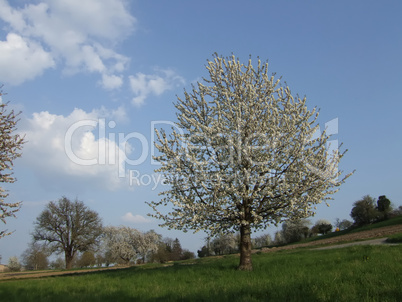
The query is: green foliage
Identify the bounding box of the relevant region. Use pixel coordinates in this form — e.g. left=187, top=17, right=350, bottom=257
left=377, top=195, right=392, bottom=220
left=338, top=219, right=353, bottom=230
left=197, top=246, right=211, bottom=258
left=350, top=195, right=379, bottom=226
left=171, top=238, right=183, bottom=261
left=312, top=219, right=333, bottom=235
left=0, top=246, right=401, bottom=301
left=76, top=251, right=96, bottom=268
left=282, top=219, right=311, bottom=243
left=149, top=237, right=194, bottom=263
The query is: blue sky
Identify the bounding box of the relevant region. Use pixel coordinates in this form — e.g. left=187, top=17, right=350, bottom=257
left=0, top=0, right=401, bottom=262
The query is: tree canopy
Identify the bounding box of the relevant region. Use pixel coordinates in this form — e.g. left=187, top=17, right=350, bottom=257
left=350, top=195, right=379, bottom=226
left=33, top=197, right=103, bottom=269
left=148, top=54, right=352, bottom=270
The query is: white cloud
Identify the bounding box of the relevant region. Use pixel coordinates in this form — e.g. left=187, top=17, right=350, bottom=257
left=0, top=33, right=55, bottom=85
left=19, top=107, right=131, bottom=191
left=129, top=69, right=185, bottom=106
left=101, top=74, right=124, bottom=90
left=0, top=0, right=135, bottom=87
left=122, top=212, right=151, bottom=224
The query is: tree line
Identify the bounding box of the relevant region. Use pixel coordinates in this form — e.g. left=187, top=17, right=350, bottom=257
left=197, top=194, right=401, bottom=256
left=3, top=197, right=195, bottom=272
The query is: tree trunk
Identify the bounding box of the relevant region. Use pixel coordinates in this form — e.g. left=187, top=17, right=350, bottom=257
left=238, top=224, right=253, bottom=271
left=65, top=252, right=74, bottom=270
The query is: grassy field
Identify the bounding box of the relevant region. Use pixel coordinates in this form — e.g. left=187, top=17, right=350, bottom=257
left=0, top=244, right=401, bottom=302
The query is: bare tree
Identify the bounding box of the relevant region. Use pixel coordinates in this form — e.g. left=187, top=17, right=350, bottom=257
left=33, top=197, right=103, bottom=269
left=0, top=90, right=25, bottom=238
left=49, top=257, right=65, bottom=270
left=148, top=54, right=353, bottom=270
left=21, top=241, right=49, bottom=270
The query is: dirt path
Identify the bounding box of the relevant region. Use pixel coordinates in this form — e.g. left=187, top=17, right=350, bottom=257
left=312, top=237, right=398, bottom=250
left=0, top=265, right=128, bottom=281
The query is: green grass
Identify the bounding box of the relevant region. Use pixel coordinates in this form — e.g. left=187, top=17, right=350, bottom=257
left=386, top=233, right=402, bottom=243
left=0, top=245, right=401, bottom=301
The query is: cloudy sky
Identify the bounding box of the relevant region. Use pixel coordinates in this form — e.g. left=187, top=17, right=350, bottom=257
left=1, top=0, right=401, bottom=262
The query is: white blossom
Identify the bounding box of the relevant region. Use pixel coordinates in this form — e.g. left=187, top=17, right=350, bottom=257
left=147, top=54, right=353, bottom=270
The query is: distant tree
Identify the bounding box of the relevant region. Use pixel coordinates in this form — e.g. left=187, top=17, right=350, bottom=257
left=171, top=238, right=183, bottom=261
left=95, top=253, right=105, bottom=267
left=338, top=219, right=353, bottom=230
left=274, top=231, right=285, bottom=245
left=252, top=234, right=272, bottom=249
left=133, top=230, right=160, bottom=263
left=390, top=205, right=402, bottom=217
left=102, top=226, right=140, bottom=265
left=150, top=241, right=171, bottom=263
left=350, top=195, right=378, bottom=226
left=149, top=237, right=180, bottom=263
left=0, top=90, right=25, bottom=239
left=21, top=241, right=49, bottom=270
left=33, top=197, right=103, bottom=269
left=7, top=256, right=21, bottom=272
left=210, top=233, right=239, bottom=255
left=76, top=251, right=96, bottom=268
left=377, top=195, right=392, bottom=220
left=181, top=249, right=196, bottom=260
left=334, top=218, right=341, bottom=229
left=282, top=219, right=311, bottom=243
left=197, top=245, right=211, bottom=258
left=312, top=219, right=333, bottom=235
left=49, top=257, right=65, bottom=270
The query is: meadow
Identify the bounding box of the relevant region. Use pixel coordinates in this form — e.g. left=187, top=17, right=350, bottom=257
left=0, top=244, right=401, bottom=302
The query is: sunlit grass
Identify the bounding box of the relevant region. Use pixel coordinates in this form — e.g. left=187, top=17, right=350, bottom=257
left=0, top=245, right=401, bottom=301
